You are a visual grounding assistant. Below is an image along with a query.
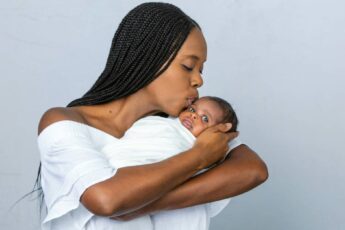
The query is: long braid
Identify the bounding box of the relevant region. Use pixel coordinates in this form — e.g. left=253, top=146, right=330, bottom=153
left=67, top=2, right=199, bottom=106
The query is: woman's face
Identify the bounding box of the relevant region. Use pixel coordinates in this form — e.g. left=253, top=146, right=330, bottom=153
left=146, top=28, right=207, bottom=117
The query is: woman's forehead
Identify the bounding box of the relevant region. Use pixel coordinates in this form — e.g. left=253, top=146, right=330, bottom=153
left=177, top=28, right=207, bottom=62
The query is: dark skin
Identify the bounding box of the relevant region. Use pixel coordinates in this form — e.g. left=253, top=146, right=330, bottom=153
left=38, top=28, right=268, bottom=220
left=39, top=106, right=242, bottom=217
left=110, top=145, right=267, bottom=221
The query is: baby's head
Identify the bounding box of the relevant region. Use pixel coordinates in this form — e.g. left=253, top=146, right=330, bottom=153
left=178, top=96, right=238, bottom=136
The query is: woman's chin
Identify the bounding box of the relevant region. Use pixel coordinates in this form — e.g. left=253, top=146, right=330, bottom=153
left=166, top=109, right=181, bottom=117
left=169, top=111, right=180, bottom=117
left=162, top=103, right=185, bottom=117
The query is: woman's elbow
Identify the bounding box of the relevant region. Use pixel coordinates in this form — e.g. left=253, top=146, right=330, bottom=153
left=81, top=186, right=122, bottom=216
left=252, top=160, right=269, bottom=184
left=241, top=145, right=269, bottom=184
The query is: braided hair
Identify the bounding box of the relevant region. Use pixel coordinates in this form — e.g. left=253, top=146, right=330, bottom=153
left=67, top=2, right=200, bottom=107
left=30, top=2, right=201, bottom=216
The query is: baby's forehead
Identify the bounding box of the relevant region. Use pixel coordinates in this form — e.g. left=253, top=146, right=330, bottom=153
left=194, top=98, right=225, bottom=122
left=194, top=97, right=217, bottom=107
left=194, top=97, right=211, bottom=104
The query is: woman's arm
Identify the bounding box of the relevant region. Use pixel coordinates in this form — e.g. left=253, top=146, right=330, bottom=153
left=111, top=144, right=268, bottom=220
left=79, top=125, right=236, bottom=216
left=39, top=109, right=239, bottom=217
left=155, top=144, right=268, bottom=209
left=81, top=147, right=206, bottom=216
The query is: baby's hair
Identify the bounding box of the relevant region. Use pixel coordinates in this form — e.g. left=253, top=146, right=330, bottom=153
left=202, top=96, right=239, bottom=132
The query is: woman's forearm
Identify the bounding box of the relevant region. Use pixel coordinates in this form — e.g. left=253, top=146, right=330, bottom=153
left=112, top=144, right=268, bottom=219
left=81, top=147, right=206, bottom=216
left=82, top=125, right=236, bottom=217
left=152, top=145, right=268, bottom=210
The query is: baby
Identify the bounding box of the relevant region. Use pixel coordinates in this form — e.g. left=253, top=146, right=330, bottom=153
left=101, top=96, right=240, bottom=227
left=102, top=96, right=238, bottom=168
left=101, top=95, right=239, bottom=170
left=178, top=96, right=238, bottom=137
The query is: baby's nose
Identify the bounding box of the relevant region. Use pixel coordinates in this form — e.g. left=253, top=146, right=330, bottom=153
left=192, top=113, right=197, bottom=119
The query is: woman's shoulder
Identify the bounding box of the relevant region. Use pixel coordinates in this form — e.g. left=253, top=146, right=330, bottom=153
left=38, top=107, right=84, bottom=136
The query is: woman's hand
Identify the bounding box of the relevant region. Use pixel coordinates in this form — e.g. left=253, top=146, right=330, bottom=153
left=193, top=123, right=238, bottom=168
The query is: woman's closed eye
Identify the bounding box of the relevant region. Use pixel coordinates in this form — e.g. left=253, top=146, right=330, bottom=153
left=182, top=64, right=203, bottom=75
left=182, top=64, right=193, bottom=72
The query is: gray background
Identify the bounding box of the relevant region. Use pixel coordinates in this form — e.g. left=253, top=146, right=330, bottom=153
left=1, top=0, right=344, bottom=229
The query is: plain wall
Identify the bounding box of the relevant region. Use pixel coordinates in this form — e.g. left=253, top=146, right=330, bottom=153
left=1, top=0, right=344, bottom=229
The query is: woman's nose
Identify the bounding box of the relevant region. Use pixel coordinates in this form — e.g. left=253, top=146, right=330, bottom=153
left=191, top=73, right=203, bottom=88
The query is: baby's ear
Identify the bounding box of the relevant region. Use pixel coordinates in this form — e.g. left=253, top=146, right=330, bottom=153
left=224, top=123, right=232, bottom=132
left=225, top=123, right=232, bottom=132
left=217, top=123, right=232, bottom=132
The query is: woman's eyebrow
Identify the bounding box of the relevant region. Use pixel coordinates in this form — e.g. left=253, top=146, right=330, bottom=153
left=188, top=55, right=200, bottom=60
left=182, top=54, right=206, bottom=62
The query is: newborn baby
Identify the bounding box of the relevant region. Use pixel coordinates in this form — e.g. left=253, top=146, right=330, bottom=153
left=101, top=96, right=240, bottom=229
left=101, top=96, right=239, bottom=169
left=178, top=96, right=238, bottom=137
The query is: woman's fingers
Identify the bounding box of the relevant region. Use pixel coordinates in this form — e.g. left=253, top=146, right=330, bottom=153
left=226, top=131, right=239, bottom=141
left=205, top=123, right=230, bottom=133
left=213, top=123, right=239, bottom=139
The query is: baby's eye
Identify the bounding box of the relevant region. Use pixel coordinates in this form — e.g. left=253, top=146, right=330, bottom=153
left=201, top=115, right=209, bottom=123
left=189, top=106, right=195, bottom=113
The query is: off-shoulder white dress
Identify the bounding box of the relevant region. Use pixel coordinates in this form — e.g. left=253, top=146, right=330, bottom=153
left=38, top=116, right=241, bottom=230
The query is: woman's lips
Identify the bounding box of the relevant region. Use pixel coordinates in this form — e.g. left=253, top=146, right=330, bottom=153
left=186, top=97, right=197, bottom=107
left=188, top=98, right=194, bottom=105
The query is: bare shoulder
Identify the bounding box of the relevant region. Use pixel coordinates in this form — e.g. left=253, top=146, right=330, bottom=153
left=38, top=107, right=83, bottom=135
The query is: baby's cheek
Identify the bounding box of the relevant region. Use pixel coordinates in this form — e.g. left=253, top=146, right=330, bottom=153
left=192, top=129, right=199, bottom=137
left=192, top=125, right=204, bottom=137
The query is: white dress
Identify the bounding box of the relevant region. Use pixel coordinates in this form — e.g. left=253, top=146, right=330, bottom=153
left=101, top=116, right=241, bottom=230
left=38, top=118, right=241, bottom=230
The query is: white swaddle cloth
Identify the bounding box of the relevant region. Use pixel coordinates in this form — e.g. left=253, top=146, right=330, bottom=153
left=101, top=115, right=240, bottom=229
left=102, top=116, right=196, bottom=168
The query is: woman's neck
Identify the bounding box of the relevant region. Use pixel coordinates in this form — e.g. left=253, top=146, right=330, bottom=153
left=75, top=88, right=161, bottom=138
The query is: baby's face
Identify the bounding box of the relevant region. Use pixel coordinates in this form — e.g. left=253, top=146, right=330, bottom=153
left=178, top=98, right=224, bottom=136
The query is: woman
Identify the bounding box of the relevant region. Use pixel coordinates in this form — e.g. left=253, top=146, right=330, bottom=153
left=37, top=2, right=268, bottom=230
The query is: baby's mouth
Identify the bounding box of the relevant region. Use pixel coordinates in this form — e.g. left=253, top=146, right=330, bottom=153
left=182, top=118, right=193, bottom=129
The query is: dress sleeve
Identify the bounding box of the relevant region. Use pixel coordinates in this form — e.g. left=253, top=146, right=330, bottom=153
left=38, top=121, right=117, bottom=228
left=205, top=137, right=242, bottom=218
